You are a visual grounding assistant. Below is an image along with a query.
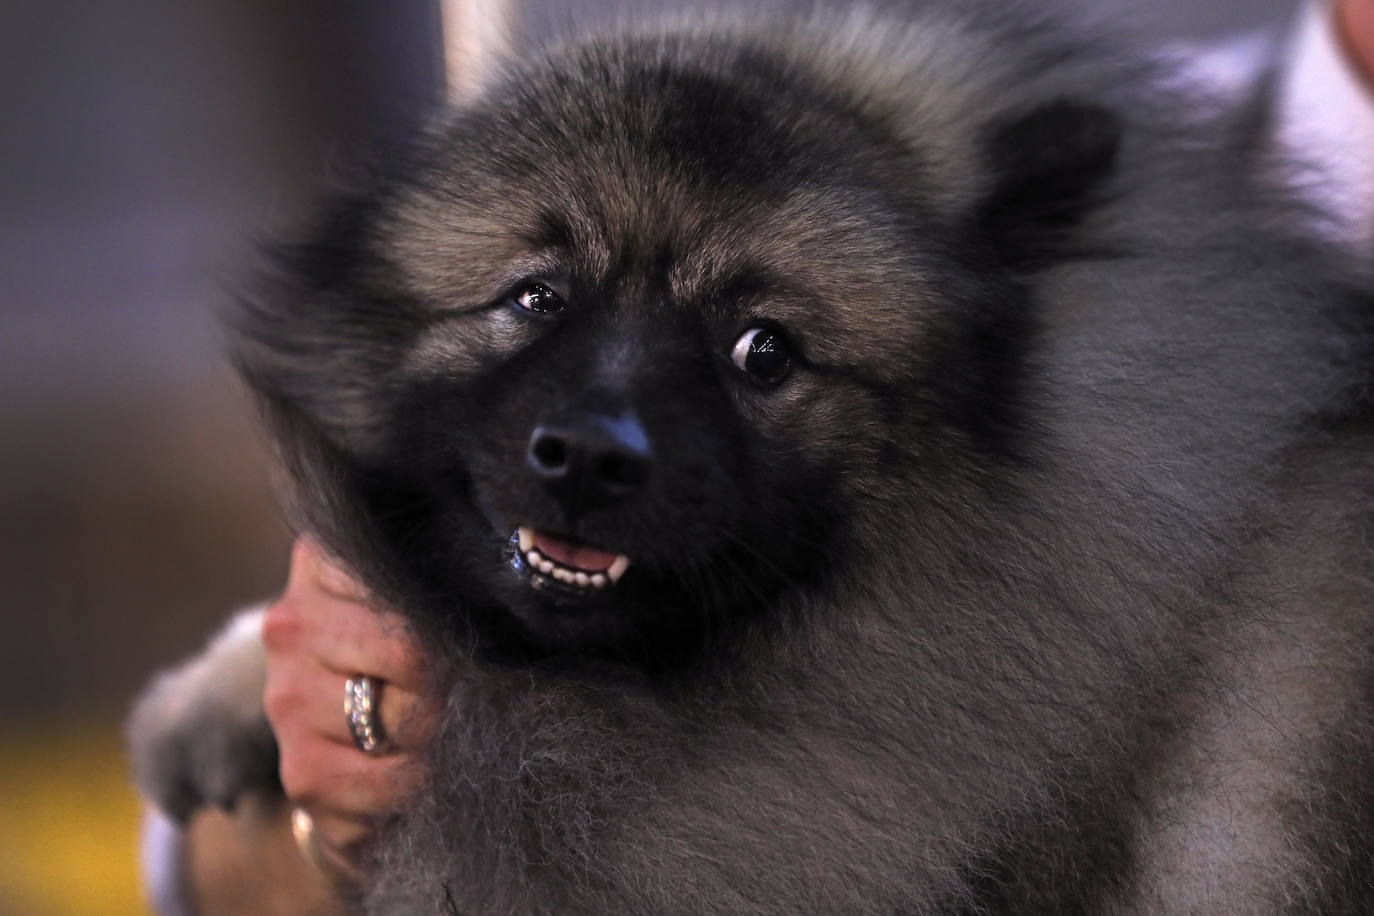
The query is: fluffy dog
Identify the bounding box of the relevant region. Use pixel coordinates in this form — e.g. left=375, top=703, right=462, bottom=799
left=131, top=4, right=1374, bottom=912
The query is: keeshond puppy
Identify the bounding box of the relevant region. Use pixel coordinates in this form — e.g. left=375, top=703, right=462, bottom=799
left=131, top=3, right=1374, bottom=913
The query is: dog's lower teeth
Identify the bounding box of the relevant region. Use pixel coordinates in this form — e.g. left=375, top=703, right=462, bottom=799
left=516, top=529, right=630, bottom=590
left=529, top=558, right=614, bottom=590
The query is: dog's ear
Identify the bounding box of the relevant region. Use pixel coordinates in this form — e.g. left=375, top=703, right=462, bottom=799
left=976, top=100, right=1122, bottom=264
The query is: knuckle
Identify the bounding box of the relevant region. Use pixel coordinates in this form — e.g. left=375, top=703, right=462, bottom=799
left=261, top=676, right=300, bottom=728
left=314, top=557, right=368, bottom=602
left=261, top=600, right=302, bottom=654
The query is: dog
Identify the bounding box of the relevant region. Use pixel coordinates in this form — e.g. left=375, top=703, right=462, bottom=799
left=130, top=4, right=1374, bottom=912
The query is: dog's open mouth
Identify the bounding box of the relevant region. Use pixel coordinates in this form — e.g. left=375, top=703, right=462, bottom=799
left=511, top=526, right=631, bottom=596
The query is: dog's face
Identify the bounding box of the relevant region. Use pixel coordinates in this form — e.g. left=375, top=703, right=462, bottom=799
left=243, top=35, right=1116, bottom=668
left=383, top=59, right=929, bottom=661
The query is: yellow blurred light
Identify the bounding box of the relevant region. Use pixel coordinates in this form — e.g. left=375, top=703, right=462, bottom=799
left=0, top=725, right=145, bottom=916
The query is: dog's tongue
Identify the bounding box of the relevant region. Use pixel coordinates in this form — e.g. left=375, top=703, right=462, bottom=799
left=534, top=532, right=619, bottom=572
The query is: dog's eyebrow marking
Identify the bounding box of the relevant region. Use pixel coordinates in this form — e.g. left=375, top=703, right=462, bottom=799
left=531, top=205, right=618, bottom=282
left=493, top=251, right=567, bottom=293
left=676, top=261, right=781, bottom=312
left=525, top=210, right=573, bottom=251
left=422, top=250, right=566, bottom=316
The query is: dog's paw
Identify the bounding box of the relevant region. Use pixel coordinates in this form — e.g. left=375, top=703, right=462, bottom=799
left=128, top=608, right=281, bottom=823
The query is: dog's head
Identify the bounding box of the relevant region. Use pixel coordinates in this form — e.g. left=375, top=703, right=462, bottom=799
left=234, top=24, right=1122, bottom=669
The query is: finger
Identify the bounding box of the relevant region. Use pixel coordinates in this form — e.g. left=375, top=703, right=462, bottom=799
left=296, top=538, right=371, bottom=604
left=302, top=808, right=375, bottom=865
left=262, top=585, right=425, bottom=696
left=278, top=732, right=426, bottom=819
left=264, top=657, right=438, bottom=755
left=266, top=548, right=427, bottom=691
left=277, top=593, right=428, bottom=694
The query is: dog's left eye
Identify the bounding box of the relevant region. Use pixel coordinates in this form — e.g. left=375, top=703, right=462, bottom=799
left=731, top=327, right=791, bottom=384
left=511, top=283, right=563, bottom=314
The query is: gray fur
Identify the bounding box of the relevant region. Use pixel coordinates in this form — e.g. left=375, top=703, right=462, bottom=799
left=128, top=608, right=277, bottom=823
left=132, top=4, right=1374, bottom=913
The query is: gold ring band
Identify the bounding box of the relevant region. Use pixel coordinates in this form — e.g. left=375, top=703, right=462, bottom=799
left=290, top=807, right=363, bottom=892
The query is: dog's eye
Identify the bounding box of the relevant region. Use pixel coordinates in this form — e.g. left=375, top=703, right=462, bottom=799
left=730, top=327, right=791, bottom=384
left=511, top=283, right=563, bottom=314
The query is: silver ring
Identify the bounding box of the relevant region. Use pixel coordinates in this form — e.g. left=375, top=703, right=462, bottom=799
left=344, top=675, right=386, bottom=754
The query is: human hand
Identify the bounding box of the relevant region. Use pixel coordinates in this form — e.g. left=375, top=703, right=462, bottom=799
left=262, top=539, right=439, bottom=882
left=1338, top=0, right=1374, bottom=88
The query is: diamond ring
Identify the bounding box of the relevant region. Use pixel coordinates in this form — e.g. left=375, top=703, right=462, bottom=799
left=344, top=675, right=386, bottom=754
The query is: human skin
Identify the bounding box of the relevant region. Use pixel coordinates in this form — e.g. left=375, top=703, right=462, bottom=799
left=175, top=541, right=434, bottom=911
left=261, top=539, right=438, bottom=876
left=181, top=796, right=349, bottom=915
left=1337, top=0, right=1374, bottom=87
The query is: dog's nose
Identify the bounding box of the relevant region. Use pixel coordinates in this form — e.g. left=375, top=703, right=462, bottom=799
left=527, top=409, right=652, bottom=510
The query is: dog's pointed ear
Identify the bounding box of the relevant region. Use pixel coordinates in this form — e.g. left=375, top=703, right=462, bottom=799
left=977, top=100, right=1123, bottom=262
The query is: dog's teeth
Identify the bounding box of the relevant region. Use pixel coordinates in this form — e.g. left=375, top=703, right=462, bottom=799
left=518, top=534, right=628, bottom=591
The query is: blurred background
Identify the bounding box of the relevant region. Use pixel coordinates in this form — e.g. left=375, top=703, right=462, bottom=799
left=0, top=0, right=1300, bottom=912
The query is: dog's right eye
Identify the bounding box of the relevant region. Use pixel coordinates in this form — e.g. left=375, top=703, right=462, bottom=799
left=731, top=327, right=791, bottom=385
left=511, top=283, right=563, bottom=314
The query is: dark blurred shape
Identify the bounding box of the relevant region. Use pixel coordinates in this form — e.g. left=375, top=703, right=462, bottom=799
left=0, top=0, right=442, bottom=726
